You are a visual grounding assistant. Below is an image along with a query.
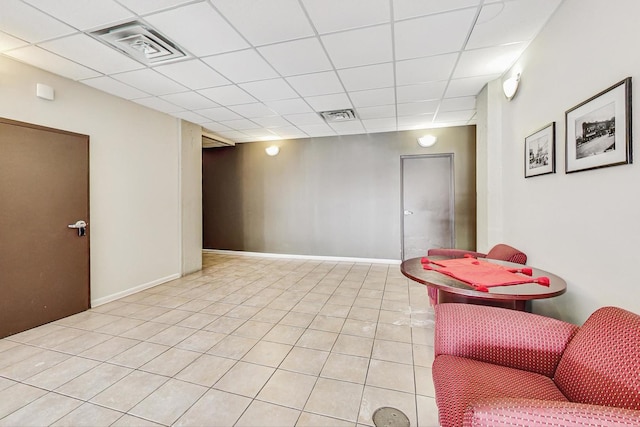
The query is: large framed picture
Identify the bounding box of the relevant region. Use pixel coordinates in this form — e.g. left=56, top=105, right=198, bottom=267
left=565, top=77, right=632, bottom=173
left=525, top=122, right=555, bottom=178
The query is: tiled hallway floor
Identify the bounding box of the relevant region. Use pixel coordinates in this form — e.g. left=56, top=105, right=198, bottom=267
left=0, top=253, right=439, bottom=426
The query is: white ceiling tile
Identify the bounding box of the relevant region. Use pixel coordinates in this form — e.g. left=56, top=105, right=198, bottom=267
left=395, top=53, right=458, bottom=85
left=321, top=25, right=392, bottom=69
left=453, top=43, right=526, bottom=79
left=446, top=75, right=499, bottom=97
left=172, top=110, right=210, bottom=124
left=337, top=63, right=394, bottom=92
left=356, top=105, right=396, bottom=120
left=160, top=92, right=218, bottom=110
left=397, top=100, right=439, bottom=116
left=435, top=110, right=475, bottom=123
left=113, top=68, right=187, bottom=95
left=210, top=0, right=314, bottom=45
left=239, top=79, right=298, bottom=102
left=242, top=128, right=279, bottom=139
left=283, top=113, right=324, bottom=126
left=303, top=0, right=389, bottom=33
left=440, top=96, right=476, bottom=112
left=0, top=31, right=28, bottom=51
left=144, top=2, right=248, bottom=56
left=41, top=33, right=143, bottom=74
left=258, top=38, right=332, bottom=76
left=264, top=98, right=314, bottom=115
left=218, top=119, right=260, bottom=130
left=23, top=0, right=133, bottom=30
left=217, top=130, right=251, bottom=140
left=198, top=85, right=257, bottom=106
left=195, top=107, right=243, bottom=121
left=116, top=0, right=193, bottom=14
left=252, top=116, right=292, bottom=128
left=330, top=120, right=365, bottom=135
left=396, top=81, right=447, bottom=103
left=273, top=127, right=309, bottom=139
left=304, top=93, right=352, bottom=112
left=397, top=114, right=435, bottom=129
left=348, top=88, right=395, bottom=107
left=286, top=71, right=343, bottom=97
left=362, top=118, right=397, bottom=132
left=81, top=76, right=148, bottom=99
left=393, top=0, right=481, bottom=20
left=0, top=0, right=74, bottom=43
left=467, top=0, right=562, bottom=49
left=228, top=103, right=277, bottom=118
left=5, top=46, right=100, bottom=80
left=154, top=60, right=230, bottom=90
left=133, top=96, right=183, bottom=113
left=394, top=9, right=477, bottom=60
left=296, top=123, right=336, bottom=136
left=201, top=122, right=232, bottom=132
left=202, top=49, right=278, bottom=83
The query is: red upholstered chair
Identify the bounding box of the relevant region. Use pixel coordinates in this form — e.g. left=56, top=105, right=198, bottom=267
left=425, top=243, right=527, bottom=304
left=432, top=303, right=640, bottom=427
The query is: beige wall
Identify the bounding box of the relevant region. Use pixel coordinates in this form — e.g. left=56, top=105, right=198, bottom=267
left=478, top=0, right=640, bottom=323
left=203, top=126, right=476, bottom=260
left=180, top=121, right=203, bottom=275
left=0, top=55, right=182, bottom=305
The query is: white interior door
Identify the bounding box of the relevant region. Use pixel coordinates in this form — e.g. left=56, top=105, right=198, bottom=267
left=401, top=154, right=454, bottom=260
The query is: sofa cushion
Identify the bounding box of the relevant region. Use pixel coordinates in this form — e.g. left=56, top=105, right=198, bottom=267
left=433, top=355, right=568, bottom=427
left=554, top=307, right=640, bottom=410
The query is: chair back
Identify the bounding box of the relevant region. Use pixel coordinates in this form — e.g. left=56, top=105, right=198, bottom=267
left=486, top=244, right=527, bottom=264
left=554, top=307, right=640, bottom=410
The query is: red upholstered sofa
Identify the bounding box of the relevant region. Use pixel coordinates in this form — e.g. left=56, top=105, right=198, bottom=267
left=432, top=303, right=640, bottom=427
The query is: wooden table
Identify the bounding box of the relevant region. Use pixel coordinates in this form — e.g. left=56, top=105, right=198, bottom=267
left=400, top=257, right=567, bottom=311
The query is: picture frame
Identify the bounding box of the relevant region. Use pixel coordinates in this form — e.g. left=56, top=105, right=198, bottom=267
left=565, top=77, right=632, bottom=173
left=525, top=122, right=556, bottom=178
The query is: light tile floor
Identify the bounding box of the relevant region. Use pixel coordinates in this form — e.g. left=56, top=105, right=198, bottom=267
left=0, top=253, right=439, bottom=426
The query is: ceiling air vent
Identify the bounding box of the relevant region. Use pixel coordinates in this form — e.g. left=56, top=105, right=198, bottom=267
left=90, top=21, right=187, bottom=65
left=319, top=109, right=357, bottom=123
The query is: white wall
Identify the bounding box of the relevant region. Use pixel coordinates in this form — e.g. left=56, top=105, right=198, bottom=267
left=0, top=56, right=182, bottom=305
left=481, top=0, right=640, bottom=324
left=180, top=120, right=203, bottom=275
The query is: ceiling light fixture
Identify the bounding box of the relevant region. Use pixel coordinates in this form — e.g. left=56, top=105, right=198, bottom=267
left=417, top=135, right=437, bottom=147
left=265, top=146, right=280, bottom=156
left=503, top=72, right=521, bottom=100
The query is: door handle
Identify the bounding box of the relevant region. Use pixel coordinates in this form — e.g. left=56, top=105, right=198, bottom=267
left=404, top=210, right=413, bottom=215
left=68, top=220, right=87, bottom=237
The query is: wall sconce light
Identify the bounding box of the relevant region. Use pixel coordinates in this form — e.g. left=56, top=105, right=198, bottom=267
left=417, top=135, right=437, bottom=147
left=265, top=145, right=280, bottom=156
left=502, top=73, right=520, bottom=100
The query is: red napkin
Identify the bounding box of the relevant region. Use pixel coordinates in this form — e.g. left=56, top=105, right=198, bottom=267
left=420, top=256, right=549, bottom=292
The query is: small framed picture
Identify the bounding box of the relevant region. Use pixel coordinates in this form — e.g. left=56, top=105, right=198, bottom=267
left=525, top=122, right=555, bottom=178
left=565, top=77, right=632, bottom=173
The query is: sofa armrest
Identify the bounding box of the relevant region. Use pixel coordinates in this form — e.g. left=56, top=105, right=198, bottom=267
left=427, top=248, right=487, bottom=259
left=435, top=304, right=579, bottom=377
left=464, top=398, right=640, bottom=427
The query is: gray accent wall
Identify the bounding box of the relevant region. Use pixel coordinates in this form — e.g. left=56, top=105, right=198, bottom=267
left=203, top=126, right=476, bottom=260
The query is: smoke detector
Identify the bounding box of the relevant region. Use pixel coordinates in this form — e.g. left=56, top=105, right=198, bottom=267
left=319, top=109, right=357, bottom=123
left=91, top=21, right=187, bottom=64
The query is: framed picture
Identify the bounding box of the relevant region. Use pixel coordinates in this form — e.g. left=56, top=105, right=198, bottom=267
left=525, top=122, right=556, bottom=178
left=565, top=77, right=632, bottom=173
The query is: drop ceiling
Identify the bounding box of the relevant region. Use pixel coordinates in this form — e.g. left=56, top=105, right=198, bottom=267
left=0, top=0, right=563, bottom=143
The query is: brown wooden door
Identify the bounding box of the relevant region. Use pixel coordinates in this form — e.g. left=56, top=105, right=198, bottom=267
left=0, top=118, right=89, bottom=338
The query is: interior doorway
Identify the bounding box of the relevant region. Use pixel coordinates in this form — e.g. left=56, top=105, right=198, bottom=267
left=401, top=154, right=455, bottom=260
left=0, top=118, right=90, bottom=338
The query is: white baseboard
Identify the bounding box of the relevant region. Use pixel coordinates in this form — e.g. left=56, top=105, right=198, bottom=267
left=203, top=249, right=401, bottom=265
left=91, top=273, right=181, bottom=308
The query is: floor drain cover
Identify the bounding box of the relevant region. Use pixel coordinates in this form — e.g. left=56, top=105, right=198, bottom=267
left=372, top=407, right=410, bottom=427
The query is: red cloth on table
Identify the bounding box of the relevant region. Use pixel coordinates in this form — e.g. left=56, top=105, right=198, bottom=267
left=420, top=256, right=549, bottom=292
